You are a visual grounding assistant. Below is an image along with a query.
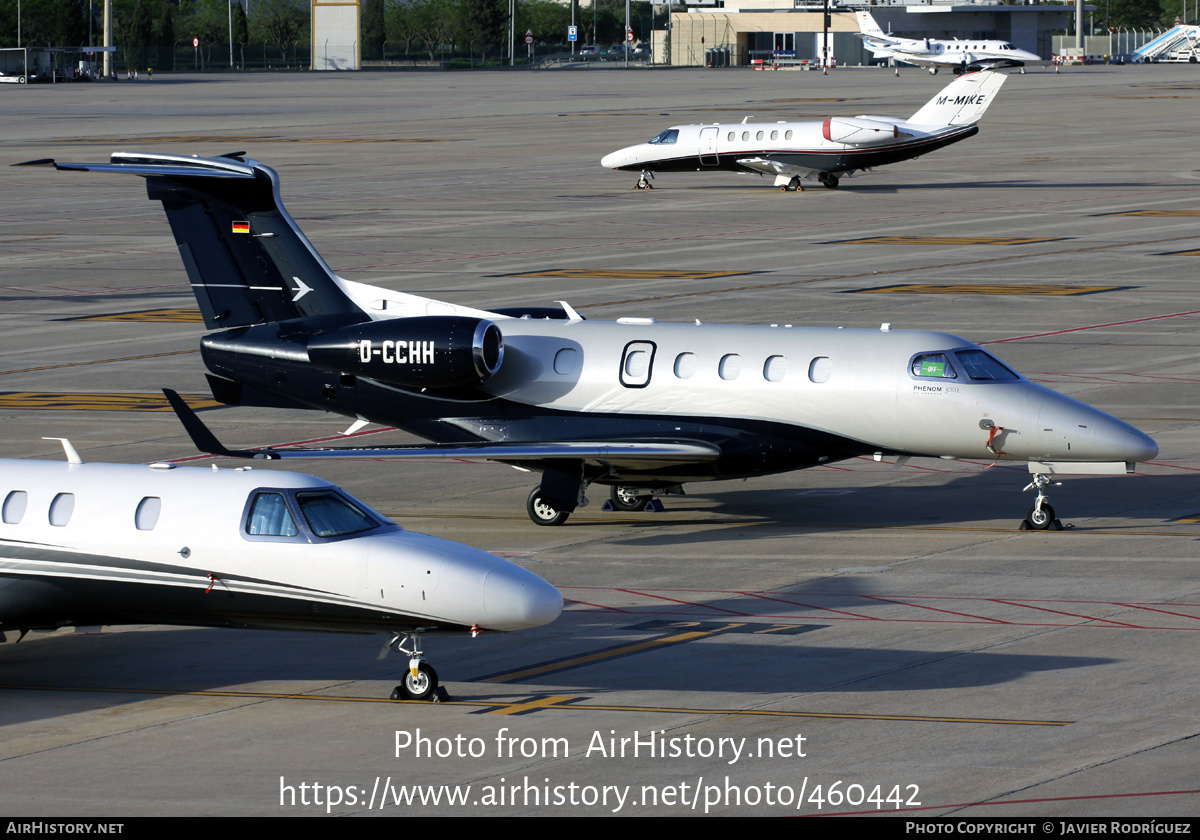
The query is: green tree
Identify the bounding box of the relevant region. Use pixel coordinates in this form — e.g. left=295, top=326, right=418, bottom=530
left=156, top=1, right=177, bottom=70
left=363, top=0, right=386, bottom=58
left=457, top=0, right=507, bottom=63
left=250, top=0, right=308, bottom=62
left=113, top=0, right=154, bottom=71
left=233, top=0, right=249, bottom=67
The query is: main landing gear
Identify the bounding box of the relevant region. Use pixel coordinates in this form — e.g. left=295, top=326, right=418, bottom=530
left=928, top=66, right=939, bottom=75
left=527, top=486, right=571, bottom=526
left=524, top=482, right=683, bottom=524
left=1020, top=472, right=1064, bottom=531
left=817, top=172, right=840, bottom=190
left=387, top=631, right=444, bottom=701
left=634, top=171, right=654, bottom=190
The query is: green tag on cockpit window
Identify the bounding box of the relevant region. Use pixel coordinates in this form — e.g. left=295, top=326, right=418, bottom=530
left=920, top=360, right=946, bottom=377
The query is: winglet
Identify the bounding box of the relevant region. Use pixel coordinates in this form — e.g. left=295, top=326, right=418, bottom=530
left=162, top=388, right=260, bottom=459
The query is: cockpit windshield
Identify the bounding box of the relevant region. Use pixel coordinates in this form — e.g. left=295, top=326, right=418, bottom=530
left=296, top=490, right=382, bottom=538
left=647, top=129, right=679, bottom=145
left=954, top=349, right=1019, bottom=381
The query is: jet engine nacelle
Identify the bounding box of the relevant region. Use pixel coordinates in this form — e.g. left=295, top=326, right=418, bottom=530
left=822, top=117, right=910, bottom=146
left=307, top=316, right=504, bottom=389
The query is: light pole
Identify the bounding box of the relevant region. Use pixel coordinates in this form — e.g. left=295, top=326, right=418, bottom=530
left=228, top=0, right=234, bottom=68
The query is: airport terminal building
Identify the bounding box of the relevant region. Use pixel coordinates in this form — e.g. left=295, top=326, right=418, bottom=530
left=657, top=0, right=1077, bottom=67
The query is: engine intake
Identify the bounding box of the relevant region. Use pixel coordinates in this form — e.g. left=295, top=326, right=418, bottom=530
left=307, top=316, right=504, bottom=389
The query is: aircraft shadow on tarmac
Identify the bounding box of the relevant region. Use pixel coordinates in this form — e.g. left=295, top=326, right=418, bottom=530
left=0, top=570, right=1118, bottom=719
left=576, top=470, right=1185, bottom=546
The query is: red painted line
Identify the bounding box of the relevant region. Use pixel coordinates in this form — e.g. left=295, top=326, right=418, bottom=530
left=1114, top=603, right=1200, bottom=622
left=860, top=594, right=1012, bottom=624
left=984, top=309, right=1200, bottom=344
left=1143, top=461, right=1200, bottom=473
left=613, top=589, right=751, bottom=616
left=738, top=591, right=878, bottom=621
left=562, top=599, right=631, bottom=614
left=988, top=598, right=1144, bottom=628
left=819, top=787, right=1200, bottom=816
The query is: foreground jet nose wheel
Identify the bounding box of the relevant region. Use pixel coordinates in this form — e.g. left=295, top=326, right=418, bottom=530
left=393, top=663, right=439, bottom=701
left=527, top=486, right=570, bottom=526
left=1024, top=503, right=1057, bottom=530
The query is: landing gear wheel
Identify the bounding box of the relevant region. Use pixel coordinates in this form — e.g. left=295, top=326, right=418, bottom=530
left=609, top=485, right=647, bottom=512
left=818, top=172, right=840, bottom=190
left=392, top=662, right=439, bottom=701
left=928, top=66, right=938, bottom=75
left=1024, top=503, right=1056, bottom=530
left=527, top=486, right=570, bottom=526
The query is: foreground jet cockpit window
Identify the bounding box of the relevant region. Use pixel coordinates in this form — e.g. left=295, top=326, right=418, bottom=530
left=647, top=129, right=679, bottom=145
left=295, top=490, right=380, bottom=538
left=246, top=492, right=299, bottom=537
left=954, top=349, right=1020, bottom=382
left=911, top=354, right=958, bottom=379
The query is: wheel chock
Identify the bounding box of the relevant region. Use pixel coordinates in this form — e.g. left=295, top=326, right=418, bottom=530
left=602, top=500, right=616, bottom=511
left=643, top=498, right=665, bottom=513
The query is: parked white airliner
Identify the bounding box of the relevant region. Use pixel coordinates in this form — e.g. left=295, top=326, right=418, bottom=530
left=29, top=151, right=1157, bottom=531
left=0, top=441, right=563, bottom=700
left=602, top=70, right=1006, bottom=191
left=856, top=11, right=1041, bottom=75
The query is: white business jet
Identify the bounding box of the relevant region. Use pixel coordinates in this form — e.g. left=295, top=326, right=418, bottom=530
left=0, top=438, right=563, bottom=700
left=856, top=11, right=1040, bottom=75
left=28, top=151, right=1157, bottom=532
left=602, top=69, right=1006, bottom=192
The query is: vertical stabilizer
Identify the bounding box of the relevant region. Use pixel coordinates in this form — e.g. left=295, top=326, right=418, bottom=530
left=907, top=70, right=1008, bottom=127
left=39, top=152, right=363, bottom=330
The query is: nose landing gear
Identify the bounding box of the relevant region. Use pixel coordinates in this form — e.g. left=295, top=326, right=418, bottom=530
left=386, top=631, right=446, bottom=701
left=1021, top=473, right=1064, bottom=531
left=635, top=171, right=655, bottom=190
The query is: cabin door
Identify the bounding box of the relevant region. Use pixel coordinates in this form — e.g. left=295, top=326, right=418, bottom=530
left=698, top=127, right=719, bottom=167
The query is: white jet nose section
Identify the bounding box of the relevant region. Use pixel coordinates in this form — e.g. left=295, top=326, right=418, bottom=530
left=483, top=566, right=563, bottom=631
left=1037, top=392, right=1158, bottom=462
left=601, top=149, right=629, bottom=169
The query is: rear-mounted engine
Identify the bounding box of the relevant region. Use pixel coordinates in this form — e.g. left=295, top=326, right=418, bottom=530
left=307, top=316, right=504, bottom=389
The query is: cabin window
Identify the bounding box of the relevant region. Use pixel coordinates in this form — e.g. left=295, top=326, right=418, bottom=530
left=911, top=353, right=958, bottom=379
left=553, top=348, right=578, bottom=375
left=49, top=493, right=74, bottom=527
left=135, top=496, right=161, bottom=531
left=726, top=131, right=735, bottom=142
left=770, top=130, right=779, bottom=141
left=741, top=131, right=749, bottom=141
left=785, top=130, right=793, bottom=140
left=719, top=354, right=742, bottom=380
left=809, top=356, right=832, bottom=384
left=619, top=341, right=655, bottom=388
left=296, top=490, right=378, bottom=538
left=954, top=349, right=1019, bottom=381
left=2, top=491, right=27, bottom=524
left=246, top=492, right=298, bottom=537
left=764, top=355, right=787, bottom=382
left=673, top=353, right=697, bottom=379
left=647, top=129, right=679, bottom=145
left=756, top=130, right=764, bottom=141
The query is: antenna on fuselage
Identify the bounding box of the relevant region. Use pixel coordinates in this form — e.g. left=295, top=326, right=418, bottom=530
left=42, top=437, right=82, bottom=464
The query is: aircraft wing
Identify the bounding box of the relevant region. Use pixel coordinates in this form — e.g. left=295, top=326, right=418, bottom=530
left=163, top=389, right=721, bottom=466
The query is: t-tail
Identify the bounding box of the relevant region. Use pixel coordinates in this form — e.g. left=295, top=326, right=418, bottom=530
left=906, top=70, right=1008, bottom=127
left=855, top=11, right=888, bottom=39
left=17, top=152, right=362, bottom=329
